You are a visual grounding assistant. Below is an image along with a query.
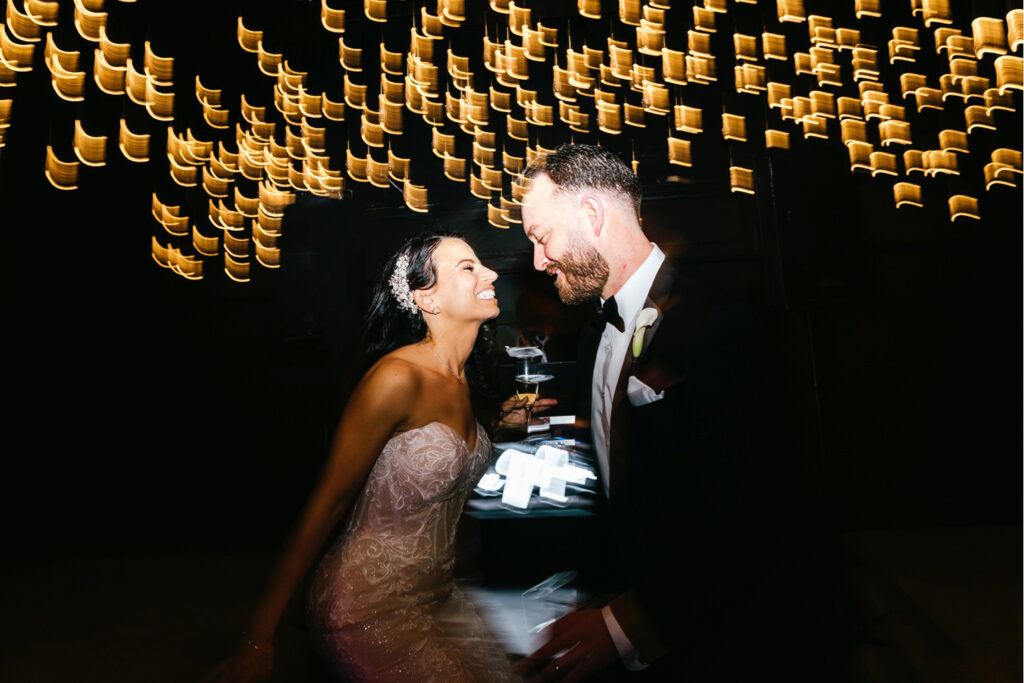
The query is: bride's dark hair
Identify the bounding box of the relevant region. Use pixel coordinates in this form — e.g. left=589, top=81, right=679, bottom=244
left=355, top=231, right=501, bottom=430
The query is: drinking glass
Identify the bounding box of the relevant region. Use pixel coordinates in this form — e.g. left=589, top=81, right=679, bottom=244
left=507, top=346, right=552, bottom=425
left=521, top=570, right=579, bottom=641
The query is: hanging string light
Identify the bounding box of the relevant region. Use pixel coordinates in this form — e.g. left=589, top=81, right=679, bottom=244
left=0, top=0, right=1020, bottom=280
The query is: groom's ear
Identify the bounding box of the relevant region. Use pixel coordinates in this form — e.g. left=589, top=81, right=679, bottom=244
left=579, top=193, right=605, bottom=237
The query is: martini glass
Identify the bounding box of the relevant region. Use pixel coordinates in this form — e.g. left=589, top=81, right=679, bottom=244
left=506, top=346, right=553, bottom=426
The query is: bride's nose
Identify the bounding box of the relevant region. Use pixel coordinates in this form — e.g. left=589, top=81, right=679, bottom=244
left=481, top=266, right=497, bottom=283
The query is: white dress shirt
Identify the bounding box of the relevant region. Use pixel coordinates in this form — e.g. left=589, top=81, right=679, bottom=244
left=590, top=243, right=665, bottom=670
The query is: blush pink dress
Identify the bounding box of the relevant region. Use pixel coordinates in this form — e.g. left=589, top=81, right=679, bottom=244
left=307, top=421, right=515, bottom=681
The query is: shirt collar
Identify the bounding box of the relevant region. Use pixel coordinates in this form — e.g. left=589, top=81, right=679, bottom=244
left=601, top=244, right=665, bottom=330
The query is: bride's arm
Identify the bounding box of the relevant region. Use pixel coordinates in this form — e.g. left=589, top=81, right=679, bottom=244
left=209, top=359, right=419, bottom=682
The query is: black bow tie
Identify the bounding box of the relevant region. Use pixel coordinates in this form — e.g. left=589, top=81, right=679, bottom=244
left=599, top=296, right=625, bottom=332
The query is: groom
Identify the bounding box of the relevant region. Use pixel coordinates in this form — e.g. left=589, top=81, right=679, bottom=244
left=512, top=145, right=843, bottom=681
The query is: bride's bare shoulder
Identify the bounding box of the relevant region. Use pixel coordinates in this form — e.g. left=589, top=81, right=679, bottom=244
left=360, top=347, right=427, bottom=394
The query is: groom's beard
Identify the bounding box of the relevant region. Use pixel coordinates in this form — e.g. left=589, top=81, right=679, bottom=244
left=547, top=229, right=609, bottom=306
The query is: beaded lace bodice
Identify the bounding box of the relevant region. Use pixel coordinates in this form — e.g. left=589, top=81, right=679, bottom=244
left=308, top=421, right=514, bottom=681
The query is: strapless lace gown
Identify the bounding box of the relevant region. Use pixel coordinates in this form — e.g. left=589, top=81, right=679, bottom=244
left=308, top=421, right=516, bottom=682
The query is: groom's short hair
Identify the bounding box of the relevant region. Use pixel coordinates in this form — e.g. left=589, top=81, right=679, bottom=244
left=524, top=144, right=642, bottom=217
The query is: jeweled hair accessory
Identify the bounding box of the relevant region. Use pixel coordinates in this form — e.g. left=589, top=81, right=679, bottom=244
left=389, top=250, right=418, bottom=314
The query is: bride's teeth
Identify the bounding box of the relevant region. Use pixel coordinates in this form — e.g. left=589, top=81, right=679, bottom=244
left=477, top=290, right=495, bottom=300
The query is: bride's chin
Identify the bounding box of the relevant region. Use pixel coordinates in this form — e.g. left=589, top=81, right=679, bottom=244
left=471, top=311, right=500, bottom=323
left=469, top=311, right=500, bottom=325
left=471, top=300, right=500, bottom=320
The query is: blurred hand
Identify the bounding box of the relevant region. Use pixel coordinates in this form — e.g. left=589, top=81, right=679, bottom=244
left=498, top=396, right=558, bottom=432
left=203, top=642, right=273, bottom=683
left=532, top=397, right=558, bottom=416
left=511, top=609, right=619, bottom=682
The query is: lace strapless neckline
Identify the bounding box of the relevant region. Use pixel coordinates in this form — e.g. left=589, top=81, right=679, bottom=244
left=395, top=420, right=484, bottom=453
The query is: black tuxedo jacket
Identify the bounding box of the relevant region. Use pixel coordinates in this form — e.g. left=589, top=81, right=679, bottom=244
left=577, top=257, right=847, bottom=679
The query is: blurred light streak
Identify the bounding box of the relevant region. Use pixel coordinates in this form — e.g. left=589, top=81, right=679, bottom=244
left=45, top=145, right=79, bottom=189
left=321, top=0, right=345, bottom=33
left=948, top=194, right=979, bottom=221
left=73, top=119, right=106, bottom=166
left=0, top=0, right=1017, bottom=282
left=7, top=0, right=43, bottom=42
left=894, top=182, right=923, bottom=208
left=73, top=0, right=107, bottom=43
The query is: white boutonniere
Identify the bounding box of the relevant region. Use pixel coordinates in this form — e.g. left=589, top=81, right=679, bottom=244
left=632, top=307, right=659, bottom=359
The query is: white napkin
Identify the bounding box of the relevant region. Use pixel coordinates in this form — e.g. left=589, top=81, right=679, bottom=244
left=627, top=375, right=665, bottom=406
left=499, top=449, right=544, bottom=509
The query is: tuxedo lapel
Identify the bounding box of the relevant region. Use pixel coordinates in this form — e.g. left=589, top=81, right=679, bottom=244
left=610, top=259, right=678, bottom=408
left=648, top=258, right=678, bottom=303
left=632, top=262, right=695, bottom=395
left=604, top=259, right=679, bottom=501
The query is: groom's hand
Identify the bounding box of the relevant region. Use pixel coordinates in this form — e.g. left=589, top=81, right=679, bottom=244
left=512, top=609, right=619, bottom=682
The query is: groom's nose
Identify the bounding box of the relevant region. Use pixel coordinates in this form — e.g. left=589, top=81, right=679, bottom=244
left=532, top=243, right=548, bottom=271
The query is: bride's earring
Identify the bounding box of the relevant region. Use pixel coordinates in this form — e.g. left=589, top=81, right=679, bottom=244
left=432, top=306, right=440, bottom=314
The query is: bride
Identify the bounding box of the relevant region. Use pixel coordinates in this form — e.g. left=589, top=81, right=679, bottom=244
left=210, top=232, right=538, bottom=682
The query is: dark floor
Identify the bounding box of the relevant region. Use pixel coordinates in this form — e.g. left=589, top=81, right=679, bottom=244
left=842, top=526, right=1021, bottom=683
left=1, top=526, right=1019, bottom=683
